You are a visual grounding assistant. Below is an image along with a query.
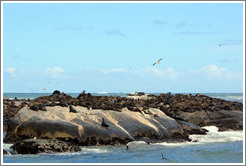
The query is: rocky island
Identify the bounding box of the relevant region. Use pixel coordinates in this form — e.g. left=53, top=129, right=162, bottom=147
left=3, top=90, right=243, bottom=154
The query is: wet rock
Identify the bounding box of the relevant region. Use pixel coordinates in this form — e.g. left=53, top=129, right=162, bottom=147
left=11, top=138, right=81, bottom=154
left=178, top=121, right=207, bottom=135
left=3, top=149, right=10, bottom=155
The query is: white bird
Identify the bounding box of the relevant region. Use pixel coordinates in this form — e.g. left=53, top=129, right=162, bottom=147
left=153, top=58, right=163, bottom=66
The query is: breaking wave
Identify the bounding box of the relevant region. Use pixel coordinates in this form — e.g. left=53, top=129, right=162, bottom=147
left=189, top=126, right=243, bottom=143
left=80, top=147, right=110, bottom=154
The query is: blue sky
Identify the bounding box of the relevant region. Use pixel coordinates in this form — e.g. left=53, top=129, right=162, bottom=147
left=2, top=2, right=244, bottom=93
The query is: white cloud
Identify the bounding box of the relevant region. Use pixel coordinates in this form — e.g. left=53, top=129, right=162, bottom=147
left=5, top=67, right=16, bottom=77
left=190, top=64, right=242, bottom=80
left=85, top=67, right=182, bottom=81
left=98, top=68, right=126, bottom=74
left=45, top=66, right=65, bottom=78
left=143, top=67, right=182, bottom=81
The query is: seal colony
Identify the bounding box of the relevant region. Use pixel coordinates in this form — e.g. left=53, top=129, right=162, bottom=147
left=3, top=90, right=243, bottom=154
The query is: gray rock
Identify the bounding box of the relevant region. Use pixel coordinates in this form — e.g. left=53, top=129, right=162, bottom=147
left=4, top=107, right=188, bottom=145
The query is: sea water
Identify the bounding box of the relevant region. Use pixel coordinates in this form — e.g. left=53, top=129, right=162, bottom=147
left=2, top=93, right=244, bottom=163
left=3, top=92, right=243, bottom=103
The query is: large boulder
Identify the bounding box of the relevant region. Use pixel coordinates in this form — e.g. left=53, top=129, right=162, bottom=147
left=11, top=138, right=81, bottom=154
left=177, top=109, right=243, bottom=131
left=4, top=106, right=190, bottom=145
left=178, top=121, right=207, bottom=135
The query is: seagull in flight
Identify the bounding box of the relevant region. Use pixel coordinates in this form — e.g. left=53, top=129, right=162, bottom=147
left=219, top=44, right=222, bottom=47
left=153, top=58, right=163, bottom=66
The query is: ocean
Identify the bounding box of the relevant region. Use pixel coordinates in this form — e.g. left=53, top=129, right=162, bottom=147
left=2, top=93, right=244, bottom=164
left=3, top=92, right=244, bottom=103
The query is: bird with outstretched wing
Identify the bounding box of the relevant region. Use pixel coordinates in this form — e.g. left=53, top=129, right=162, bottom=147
left=153, top=58, right=163, bottom=66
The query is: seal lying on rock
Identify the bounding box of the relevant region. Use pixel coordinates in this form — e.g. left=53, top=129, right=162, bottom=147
left=101, top=118, right=109, bottom=127
left=69, top=105, right=78, bottom=113
left=174, top=115, right=185, bottom=121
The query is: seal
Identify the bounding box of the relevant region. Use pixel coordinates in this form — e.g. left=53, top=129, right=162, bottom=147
left=38, top=104, right=47, bottom=111
left=174, top=115, right=185, bottom=121
left=161, top=154, right=167, bottom=160
left=69, top=105, right=78, bottom=113
left=101, top=118, right=109, bottom=127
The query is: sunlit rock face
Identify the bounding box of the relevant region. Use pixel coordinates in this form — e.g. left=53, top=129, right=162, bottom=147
left=4, top=106, right=189, bottom=145
left=3, top=91, right=243, bottom=145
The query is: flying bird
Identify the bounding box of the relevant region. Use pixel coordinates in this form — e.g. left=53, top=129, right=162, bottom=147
left=219, top=44, right=222, bottom=47
left=43, top=88, right=46, bottom=90
left=153, top=58, right=163, bottom=66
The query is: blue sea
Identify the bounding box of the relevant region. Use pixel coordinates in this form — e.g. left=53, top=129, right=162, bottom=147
left=3, top=92, right=244, bottom=103
left=2, top=93, right=244, bottom=164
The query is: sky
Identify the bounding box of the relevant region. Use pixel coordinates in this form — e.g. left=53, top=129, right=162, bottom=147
left=2, top=2, right=244, bottom=93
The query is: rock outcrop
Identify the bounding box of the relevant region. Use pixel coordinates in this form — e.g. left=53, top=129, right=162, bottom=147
left=3, top=99, right=31, bottom=132
left=11, top=138, right=81, bottom=154
left=4, top=106, right=192, bottom=145
left=3, top=149, right=11, bottom=155
left=3, top=91, right=243, bottom=147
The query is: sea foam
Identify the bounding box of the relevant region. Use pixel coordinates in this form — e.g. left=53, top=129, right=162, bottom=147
left=189, top=126, right=243, bottom=143
left=80, top=147, right=110, bottom=154
left=153, top=126, right=243, bottom=147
